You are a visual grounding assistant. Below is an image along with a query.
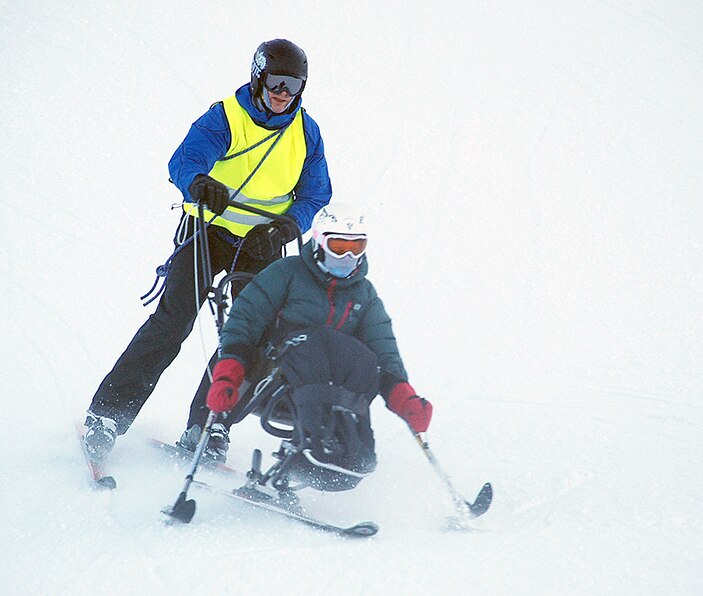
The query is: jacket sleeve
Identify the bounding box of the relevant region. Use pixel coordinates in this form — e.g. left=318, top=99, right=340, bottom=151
left=355, top=288, right=409, bottom=398
left=219, top=260, right=291, bottom=368
left=168, top=103, right=230, bottom=201
left=286, top=112, right=332, bottom=232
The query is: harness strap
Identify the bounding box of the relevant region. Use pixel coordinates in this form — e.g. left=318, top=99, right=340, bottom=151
left=140, top=120, right=293, bottom=306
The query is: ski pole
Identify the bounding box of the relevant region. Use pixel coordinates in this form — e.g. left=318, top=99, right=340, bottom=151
left=163, top=200, right=302, bottom=524
left=409, top=427, right=493, bottom=520
left=164, top=204, right=234, bottom=524
left=163, top=409, right=219, bottom=523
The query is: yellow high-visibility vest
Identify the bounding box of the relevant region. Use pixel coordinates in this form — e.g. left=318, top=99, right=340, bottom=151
left=185, top=94, right=307, bottom=237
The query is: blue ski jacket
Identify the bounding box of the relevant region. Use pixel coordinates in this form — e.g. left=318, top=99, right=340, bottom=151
left=168, top=84, right=332, bottom=233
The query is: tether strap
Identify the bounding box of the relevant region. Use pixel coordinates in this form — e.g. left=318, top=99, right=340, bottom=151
left=219, top=129, right=283, bottom=161
left=140, top=120, right=292, bottom=306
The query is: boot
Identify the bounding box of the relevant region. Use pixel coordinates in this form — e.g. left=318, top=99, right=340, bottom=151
left=176, top=422, right=230, bottom=462
left=83, top=413, right=118, bottom=463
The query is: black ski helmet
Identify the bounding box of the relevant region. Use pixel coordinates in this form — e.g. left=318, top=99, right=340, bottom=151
left=250, top=39, right=308, bottom=98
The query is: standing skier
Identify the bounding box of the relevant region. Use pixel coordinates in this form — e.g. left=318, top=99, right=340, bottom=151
left=194, top=202, right=433, bottom=475
left=82, top=39, right=332, bottom=462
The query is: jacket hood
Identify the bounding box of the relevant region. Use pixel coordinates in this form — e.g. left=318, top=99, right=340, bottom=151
left=235, top=84, right=302, bottom=130
left=300, top=240, right=369, bottom=288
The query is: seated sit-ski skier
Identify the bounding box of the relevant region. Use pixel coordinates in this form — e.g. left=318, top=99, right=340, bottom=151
left=185, top=202, right=433, bottom=490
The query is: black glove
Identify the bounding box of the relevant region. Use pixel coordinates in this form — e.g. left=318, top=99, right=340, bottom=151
left=244, top=219, right=299, bottom=261
left=188, top=174, right=230, bottom=216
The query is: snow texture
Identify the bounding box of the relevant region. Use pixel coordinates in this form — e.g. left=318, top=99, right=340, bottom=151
left=2, top=1, right=702, bottom=594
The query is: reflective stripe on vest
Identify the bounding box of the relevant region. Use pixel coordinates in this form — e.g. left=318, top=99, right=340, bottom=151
left=184, top=189, right=292, bottom=228
left=185, top=94, right=307, bottom=237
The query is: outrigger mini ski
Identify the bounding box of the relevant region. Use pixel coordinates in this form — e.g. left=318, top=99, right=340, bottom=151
left=411, top=429, right=492, bottom=528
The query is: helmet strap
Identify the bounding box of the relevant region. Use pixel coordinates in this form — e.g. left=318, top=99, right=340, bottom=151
left=252, top=89, right=266, bottom=111
left=313, top=241, right=326, bottom=263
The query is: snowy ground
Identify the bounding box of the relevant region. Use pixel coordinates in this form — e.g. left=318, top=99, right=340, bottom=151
left=2, top=1, right=703, bottom=594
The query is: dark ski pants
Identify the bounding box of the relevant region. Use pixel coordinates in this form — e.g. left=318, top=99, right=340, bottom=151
left=88, top=223, right=273, bottom=434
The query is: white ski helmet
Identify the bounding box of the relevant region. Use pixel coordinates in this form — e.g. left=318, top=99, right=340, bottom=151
left=311, top=202, right=367, bottom=241
left=311, top=202, right=368, bottom=278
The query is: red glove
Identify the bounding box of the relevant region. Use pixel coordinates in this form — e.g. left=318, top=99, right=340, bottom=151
left=387, top=382, right=433, bottom=433
left=206, top=359, right=245, bottom=413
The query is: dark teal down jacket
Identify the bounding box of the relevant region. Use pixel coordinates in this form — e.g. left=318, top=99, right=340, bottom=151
left=220, top=241, right=408, bottom=397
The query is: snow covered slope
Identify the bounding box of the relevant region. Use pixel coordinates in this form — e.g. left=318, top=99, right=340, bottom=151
left=2, top=2, right=702, bottom=594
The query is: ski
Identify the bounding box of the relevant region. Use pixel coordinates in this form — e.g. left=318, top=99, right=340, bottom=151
left=75, top=422, right=117, bottom=490
left=189, top=479, right=379, bottom=537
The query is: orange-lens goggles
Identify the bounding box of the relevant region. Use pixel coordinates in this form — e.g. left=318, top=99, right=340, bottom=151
left=323, top=234, right=368, bottom=257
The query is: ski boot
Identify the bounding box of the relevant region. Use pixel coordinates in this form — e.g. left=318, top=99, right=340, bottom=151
left=83, top=413, right=118, bottom=463
left=176, top=422, right=230, bottom=462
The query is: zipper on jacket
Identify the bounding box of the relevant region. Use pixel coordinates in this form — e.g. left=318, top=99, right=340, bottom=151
left=335, top=300, right=353, bottom=330
left=325, top=280, right=337, bottom=326
left=325, top=279, right=353, bottom=330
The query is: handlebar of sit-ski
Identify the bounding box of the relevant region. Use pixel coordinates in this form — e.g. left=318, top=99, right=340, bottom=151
left=227, top=199, right=304, bottom=253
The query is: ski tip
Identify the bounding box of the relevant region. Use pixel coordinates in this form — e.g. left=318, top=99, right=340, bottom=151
left=96, top=476, right=117, bottom=490
left=345, top=521, right=379, bottom=537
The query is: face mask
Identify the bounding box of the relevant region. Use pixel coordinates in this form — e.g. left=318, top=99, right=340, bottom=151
left=320, top=252, right=360, bottom=278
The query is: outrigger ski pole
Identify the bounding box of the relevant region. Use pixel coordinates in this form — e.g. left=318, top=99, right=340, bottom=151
left=163, top=199, right=303, bottom=524
left=163, top=409, right=219, bottom=523
left=410, top=428, right=493, bottom=525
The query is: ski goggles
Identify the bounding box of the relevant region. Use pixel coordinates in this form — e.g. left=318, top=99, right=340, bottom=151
left=265, top=73, right=305, bottom=96
left=321, top=234, right=368, bottom=258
